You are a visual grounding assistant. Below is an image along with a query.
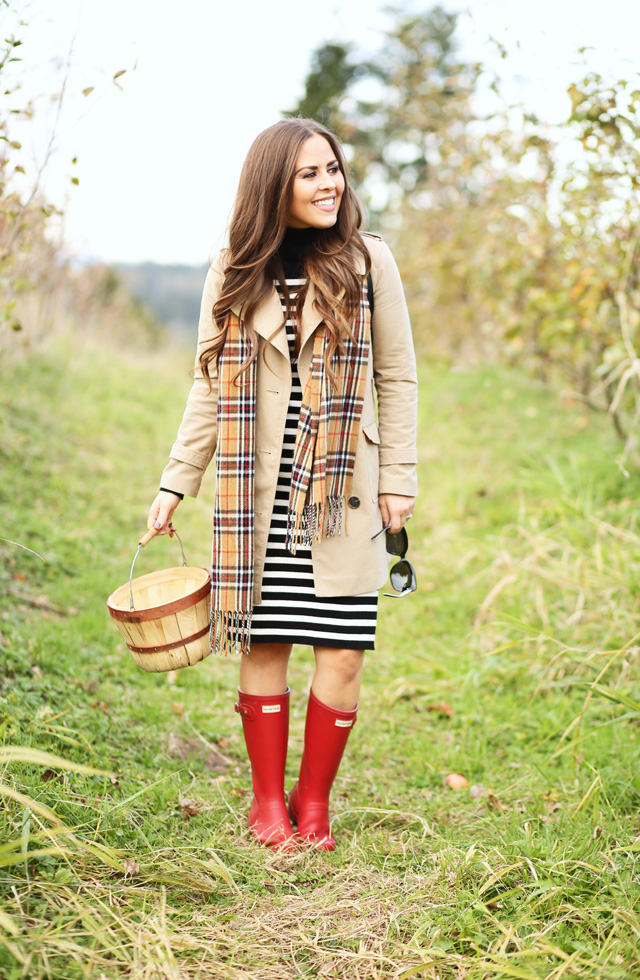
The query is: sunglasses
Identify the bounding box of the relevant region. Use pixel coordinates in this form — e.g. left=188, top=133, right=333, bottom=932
left=371, top=524, right=417, bottom=598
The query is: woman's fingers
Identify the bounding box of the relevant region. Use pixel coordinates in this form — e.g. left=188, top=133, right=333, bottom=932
left=378, top=493, right=416, bottom=533
left=378, top=496, right=391, bottom=529
left=147, top=491, right=181, bottom=535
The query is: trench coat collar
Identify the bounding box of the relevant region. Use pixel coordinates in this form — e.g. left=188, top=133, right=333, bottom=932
left=228, top=247, right=367, bottom=358
left=230, top=283, right=324, bottom=360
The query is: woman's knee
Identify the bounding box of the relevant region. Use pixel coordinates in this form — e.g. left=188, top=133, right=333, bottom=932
left=239, top=642, right=292, bottom=696
left=248, top=642, right=292, bottom=666
left=315, top=647, right=364, bottom=685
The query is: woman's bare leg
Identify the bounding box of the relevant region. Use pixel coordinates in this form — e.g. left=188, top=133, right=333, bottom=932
left=239, top=642, right=292, bottom=695
left=311, top=646, right=364, bottom=709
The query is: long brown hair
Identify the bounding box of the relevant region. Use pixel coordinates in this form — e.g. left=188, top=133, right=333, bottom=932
left=199, top=118, right=370, bottom=385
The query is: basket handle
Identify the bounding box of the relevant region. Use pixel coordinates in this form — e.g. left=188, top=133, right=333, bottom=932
left=138, top=527, right=159, bottom=547
left=129, top=527, right=188, bottom=611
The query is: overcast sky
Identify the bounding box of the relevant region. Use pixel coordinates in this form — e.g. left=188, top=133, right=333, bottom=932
left=5, top=0, right=640, bottom=264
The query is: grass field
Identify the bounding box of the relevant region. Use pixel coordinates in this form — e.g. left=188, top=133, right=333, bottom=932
left=1, top=335, right=640, bottom=980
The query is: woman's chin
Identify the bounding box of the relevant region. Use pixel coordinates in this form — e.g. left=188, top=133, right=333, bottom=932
left=308, top=210, right=339, bottom=228
left=287, top=208, right=340, bottom=230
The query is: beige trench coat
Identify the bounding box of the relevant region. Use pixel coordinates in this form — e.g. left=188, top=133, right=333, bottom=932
left=161, top=233, right=418, bottom=603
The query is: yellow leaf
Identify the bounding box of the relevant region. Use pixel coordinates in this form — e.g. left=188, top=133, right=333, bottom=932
left=0, top=781, right=64, bottom=826
left=0, top=910, right=19, bottom=935
left=0, top=746, right=111, bottom=776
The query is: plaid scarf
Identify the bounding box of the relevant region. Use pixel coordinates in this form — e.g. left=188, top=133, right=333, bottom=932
left=211, top=282, right=371, bottom=656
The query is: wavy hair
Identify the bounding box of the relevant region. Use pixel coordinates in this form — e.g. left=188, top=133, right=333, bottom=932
left=199, top=118, right=370, bottom=386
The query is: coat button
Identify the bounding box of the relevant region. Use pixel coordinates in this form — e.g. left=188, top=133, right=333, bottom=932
left=348, top=496, right=361, bottom=509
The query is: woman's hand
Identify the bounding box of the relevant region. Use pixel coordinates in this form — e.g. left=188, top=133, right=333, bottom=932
left=147, top=490, right=182, bottom=536
left=378, top=493, right=415, bottom=534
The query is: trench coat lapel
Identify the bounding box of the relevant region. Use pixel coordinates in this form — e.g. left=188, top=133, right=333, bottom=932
left=253, top=289, right=290, bottom=359
left=230, top=283, right=323, bottom=361
left=299, top=281, right=324, bottom=354
left=299, top=272, right=364, bottom=356
left=231, top=288, right=289, bottom=360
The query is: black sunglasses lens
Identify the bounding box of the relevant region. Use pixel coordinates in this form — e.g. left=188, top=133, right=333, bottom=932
left=390, top=559, right=416, bottom=593
left=386, top=527, right=408, bottom=557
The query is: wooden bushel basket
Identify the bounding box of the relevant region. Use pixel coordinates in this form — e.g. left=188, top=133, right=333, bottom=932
left=107, top=527, right=212, bottom=673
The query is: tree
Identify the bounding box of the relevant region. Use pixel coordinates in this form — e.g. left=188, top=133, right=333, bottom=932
left=289, top=10, right=640, bottom=454
left=283, top=42, right=360, bottom=137
left=285, top=6, right=476, bottom=221
left=0, top=6, right=65, bottom=340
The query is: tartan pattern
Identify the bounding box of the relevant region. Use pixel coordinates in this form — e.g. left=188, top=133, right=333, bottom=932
left=210, top=314, right=256, bottom=656
left=211, top=283, right=371, bottom=655
left=286, top=281, right=371, bottom=551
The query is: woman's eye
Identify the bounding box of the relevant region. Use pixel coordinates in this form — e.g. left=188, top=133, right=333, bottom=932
left=303, top=171, right=316, bottom=179
left=328, top=166, right=340, bottom=174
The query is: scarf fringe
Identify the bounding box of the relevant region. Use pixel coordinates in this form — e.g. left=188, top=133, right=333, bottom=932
left=285, top=494, right=345, bottom=553
left=209, top=608, right=252, bottom=657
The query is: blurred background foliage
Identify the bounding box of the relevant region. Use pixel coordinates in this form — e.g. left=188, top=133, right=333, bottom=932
left=0, top=13, right=161, bottom=351
left=286, top=5, right=640, bottom=456
left=3, top=3, right=640, bottom=454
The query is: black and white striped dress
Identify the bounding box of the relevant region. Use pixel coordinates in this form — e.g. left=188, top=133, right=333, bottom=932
left=250, top=269, right=378, bottom=650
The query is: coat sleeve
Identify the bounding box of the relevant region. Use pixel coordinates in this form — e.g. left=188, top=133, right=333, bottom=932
left=159, top=262, right=222, bottom=497
left=369, top=238, right=418, bottom=497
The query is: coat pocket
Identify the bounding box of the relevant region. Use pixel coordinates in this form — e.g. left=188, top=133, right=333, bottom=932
left=361, top=420, right=380, bottom=501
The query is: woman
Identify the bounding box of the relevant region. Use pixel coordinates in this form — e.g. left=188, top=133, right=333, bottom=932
left=148, top=119, right=417, bottom=852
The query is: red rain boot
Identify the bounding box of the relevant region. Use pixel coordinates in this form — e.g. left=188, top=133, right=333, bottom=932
left=288, top=689, right=358, bottom=851
left=235, top=688, right=297, bottom=851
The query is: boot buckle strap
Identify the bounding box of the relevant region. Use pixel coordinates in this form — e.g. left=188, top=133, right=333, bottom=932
left=234, top=702, right=256, bottom=721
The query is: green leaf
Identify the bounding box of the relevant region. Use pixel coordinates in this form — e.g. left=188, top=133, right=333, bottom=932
left=585, top=684, right=640, bottom=714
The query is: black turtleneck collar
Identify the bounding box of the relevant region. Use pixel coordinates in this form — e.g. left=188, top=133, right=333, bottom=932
left=278, top=225, right=322, bottom=278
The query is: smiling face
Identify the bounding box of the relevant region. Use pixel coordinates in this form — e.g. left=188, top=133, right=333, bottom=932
left=287, top=133, right=346, bottom=229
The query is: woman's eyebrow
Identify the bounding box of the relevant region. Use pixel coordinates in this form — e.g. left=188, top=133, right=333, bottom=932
left=295, top=158, right=339, bottom=175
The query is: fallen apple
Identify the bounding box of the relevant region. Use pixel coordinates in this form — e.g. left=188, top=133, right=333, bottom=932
left=446, top=772, right=469, bottom=790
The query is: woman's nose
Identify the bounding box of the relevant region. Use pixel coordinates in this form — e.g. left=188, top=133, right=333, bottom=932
left=320, top=171, right=336, bottom=189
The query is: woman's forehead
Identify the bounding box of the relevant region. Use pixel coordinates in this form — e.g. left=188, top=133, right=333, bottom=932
left=295, top=134, right=337, bottom=171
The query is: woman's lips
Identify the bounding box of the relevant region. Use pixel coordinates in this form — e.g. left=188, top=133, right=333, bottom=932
left=312, top=196, right=336, bottom=211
